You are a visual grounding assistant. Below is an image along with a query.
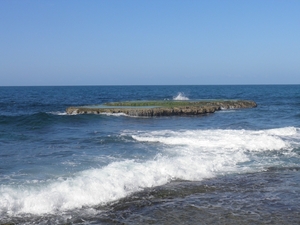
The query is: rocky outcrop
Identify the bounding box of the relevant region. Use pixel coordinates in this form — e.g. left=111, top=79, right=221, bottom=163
left=66, top=100, right=257, bottom=116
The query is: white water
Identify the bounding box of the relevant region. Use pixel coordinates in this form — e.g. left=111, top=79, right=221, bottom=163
left=0, top=127, right=299, bottom=217
left=49, top=111, right=68, bottom=116
left=100, top=112, right=128, bottom=117
left=173, top=92, right=189, bottom=100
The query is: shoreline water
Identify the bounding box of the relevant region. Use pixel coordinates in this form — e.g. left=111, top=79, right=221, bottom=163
left=2, top=169, right=300, bottom=224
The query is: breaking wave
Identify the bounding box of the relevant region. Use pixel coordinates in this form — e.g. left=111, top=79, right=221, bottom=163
left=0, top=127, right=299, bottom=217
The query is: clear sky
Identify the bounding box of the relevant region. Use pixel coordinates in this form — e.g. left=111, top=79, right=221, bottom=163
left=1, top=0, right=299, bottom=86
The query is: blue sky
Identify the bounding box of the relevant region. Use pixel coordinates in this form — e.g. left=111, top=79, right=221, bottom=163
left=1, top=0, right=299, bottom=86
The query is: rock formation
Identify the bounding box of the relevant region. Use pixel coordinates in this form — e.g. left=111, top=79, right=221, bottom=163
left=66, top=100, right=257, bottom=117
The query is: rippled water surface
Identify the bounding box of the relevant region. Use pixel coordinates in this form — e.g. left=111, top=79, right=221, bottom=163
left=0, top=85, right=300, bottom=224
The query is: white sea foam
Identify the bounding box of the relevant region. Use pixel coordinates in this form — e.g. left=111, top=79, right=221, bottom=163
left=0, top=127, right=299, bottom=217
left=131, top=128, right=295, bottom=152
left=49, top=111, right=68, bottom=116
left=173, top=92, right=189, bottom=100
left=100, top=112, right=128, bottom=117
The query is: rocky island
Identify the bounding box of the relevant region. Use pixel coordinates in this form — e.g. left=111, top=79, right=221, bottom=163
left=66, top=100, right=257, bottom=117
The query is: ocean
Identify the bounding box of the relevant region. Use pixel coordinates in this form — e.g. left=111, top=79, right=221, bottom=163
left=0, top=85, right=299, bottom=224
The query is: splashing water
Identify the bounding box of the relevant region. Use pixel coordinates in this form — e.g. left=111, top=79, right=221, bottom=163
left=1, top=127, right=299, bottom=216
left=173, top=92, right=189, bottom=100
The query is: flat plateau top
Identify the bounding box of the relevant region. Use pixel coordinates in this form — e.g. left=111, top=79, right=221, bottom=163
left=102, top=100, right=234, bottom=107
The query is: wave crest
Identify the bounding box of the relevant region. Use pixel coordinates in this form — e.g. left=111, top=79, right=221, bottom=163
left=1, top=127, right=299, bottom=217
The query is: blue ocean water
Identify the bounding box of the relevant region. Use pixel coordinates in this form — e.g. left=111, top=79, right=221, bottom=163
left=0, top=85, right=300, bottom=224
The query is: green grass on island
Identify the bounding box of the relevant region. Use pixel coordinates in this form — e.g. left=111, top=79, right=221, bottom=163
left=66, top=100, right=257, bottom=115
left=103, top=100, right=228, bottom=108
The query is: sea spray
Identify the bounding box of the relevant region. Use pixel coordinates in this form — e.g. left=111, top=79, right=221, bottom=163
left=0, top=157, right=212, bottom=216
left=173, top=92, right=189, bottom=100
left=1, top=127, right=299, bottom=217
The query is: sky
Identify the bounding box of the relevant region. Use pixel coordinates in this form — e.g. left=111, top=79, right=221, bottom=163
left=0, top=0, right=299, bottom=86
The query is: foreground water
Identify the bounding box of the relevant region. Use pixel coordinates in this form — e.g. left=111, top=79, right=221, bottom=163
left=0, top=85, right=299, bottom=224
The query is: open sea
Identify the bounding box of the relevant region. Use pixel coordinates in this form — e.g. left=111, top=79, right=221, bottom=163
left=0, top=85, right=300, bottom=225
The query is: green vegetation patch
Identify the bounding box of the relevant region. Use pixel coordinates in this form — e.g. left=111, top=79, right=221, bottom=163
left=104, top=100, right=220, bottom=108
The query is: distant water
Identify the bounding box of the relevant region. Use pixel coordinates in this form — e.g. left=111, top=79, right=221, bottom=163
left=0, top=85, right=300, bottom=224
